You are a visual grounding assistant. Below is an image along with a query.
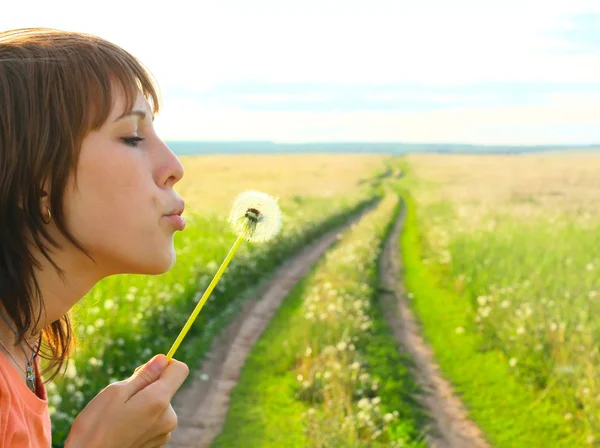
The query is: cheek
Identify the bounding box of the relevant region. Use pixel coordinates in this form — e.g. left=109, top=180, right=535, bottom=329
left=68, top=147, right=157, bottom=249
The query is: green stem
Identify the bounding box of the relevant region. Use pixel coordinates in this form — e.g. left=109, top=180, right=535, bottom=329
left=167, top=234, right=245, bottom=360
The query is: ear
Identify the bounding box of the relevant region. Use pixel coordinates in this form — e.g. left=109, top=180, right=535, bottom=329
left=39, top=179, right=51, bottom=211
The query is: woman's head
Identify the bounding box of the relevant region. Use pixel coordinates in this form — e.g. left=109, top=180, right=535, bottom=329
left=0, top=28, right=185, bottom=381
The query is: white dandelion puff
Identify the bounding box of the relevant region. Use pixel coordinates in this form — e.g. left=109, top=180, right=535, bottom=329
left=228, top=191, right=282, bottom=242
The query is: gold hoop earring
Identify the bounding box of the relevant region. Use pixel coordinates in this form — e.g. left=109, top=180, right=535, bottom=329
left=43, top=208, right=52, bottom=225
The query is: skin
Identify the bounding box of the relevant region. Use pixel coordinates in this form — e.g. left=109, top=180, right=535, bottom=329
left=0, top=85, right=185, bottom=386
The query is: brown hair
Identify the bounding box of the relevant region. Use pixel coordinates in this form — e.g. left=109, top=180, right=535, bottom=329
left=0, top=28, right=161, bottom=383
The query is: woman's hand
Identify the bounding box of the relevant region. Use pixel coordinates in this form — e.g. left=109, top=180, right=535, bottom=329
left=65, top=354, right=189, bottom=448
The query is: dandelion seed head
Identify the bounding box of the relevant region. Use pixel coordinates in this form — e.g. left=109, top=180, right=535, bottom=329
left=228, top=191, right=282, bottom=242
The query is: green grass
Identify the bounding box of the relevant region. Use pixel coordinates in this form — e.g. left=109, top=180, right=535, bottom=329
left=213, top=194, right=427, bottom=448
left=396, top=186, right=583, bottom=447
left=47, top=192, right=379, bottom=447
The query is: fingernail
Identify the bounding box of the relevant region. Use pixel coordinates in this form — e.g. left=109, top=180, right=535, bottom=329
left=148, top=354, right=168, bottom=374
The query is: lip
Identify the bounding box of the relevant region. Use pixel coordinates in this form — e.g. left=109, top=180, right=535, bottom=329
left=165, top=214, right=186, bottom=231
left=165, top=200, right=185, bottom=217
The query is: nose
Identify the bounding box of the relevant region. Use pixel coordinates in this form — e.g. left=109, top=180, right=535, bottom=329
left=160, top=141, right=184, bottom=188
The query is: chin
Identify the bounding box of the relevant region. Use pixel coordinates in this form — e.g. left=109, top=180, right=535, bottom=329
left=128, top=249, right=176, bottom=276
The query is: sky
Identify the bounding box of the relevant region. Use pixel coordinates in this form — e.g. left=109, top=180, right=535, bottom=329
left=3, top=0, right=600, bottom=145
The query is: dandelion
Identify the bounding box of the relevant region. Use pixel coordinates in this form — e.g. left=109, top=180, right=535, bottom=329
left=564, top=413, right=573, bottom=420
left=455, top=326, right=465, bottom=334
left=228, top=191, right=282, bottom=243
left=167, top=191, right=281, bottom=360
left=509, top=358, right=518, bottom=367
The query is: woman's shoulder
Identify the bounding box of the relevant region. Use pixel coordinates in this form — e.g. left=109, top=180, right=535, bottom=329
left=0, top=354, right=52, bottom=447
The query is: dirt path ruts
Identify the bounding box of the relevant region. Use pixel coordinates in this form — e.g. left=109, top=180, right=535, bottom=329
left=166, top=204, right=376, bottom=448
left=379, top=202, right=490, bottom=448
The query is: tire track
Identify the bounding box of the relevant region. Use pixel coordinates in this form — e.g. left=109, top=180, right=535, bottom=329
left=378, top=201, right=490, bottom=448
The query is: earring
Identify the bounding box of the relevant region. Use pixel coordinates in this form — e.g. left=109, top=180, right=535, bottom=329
left=43, top=208, right=52, bottom=224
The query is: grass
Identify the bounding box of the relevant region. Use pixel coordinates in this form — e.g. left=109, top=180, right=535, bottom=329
left=45, top=154, right=388, bottom=447
left=213, top=194, right=427, bottom=448
left=395, top=153, right=600, bottom=446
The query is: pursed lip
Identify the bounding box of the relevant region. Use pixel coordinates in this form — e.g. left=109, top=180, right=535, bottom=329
left=165, top=199, right=185, bottom=216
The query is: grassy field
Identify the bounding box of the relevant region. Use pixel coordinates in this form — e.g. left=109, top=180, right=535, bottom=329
left=213, top=194, right=427, bottom=448
left=45, top=154, right=389, bottom=447
left=398, top=153, right=600, bottom=446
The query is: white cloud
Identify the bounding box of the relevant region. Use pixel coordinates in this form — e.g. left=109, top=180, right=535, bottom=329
left=4, top=0, right=600, bottom=143
left=154, top=94, right=600, bottom=144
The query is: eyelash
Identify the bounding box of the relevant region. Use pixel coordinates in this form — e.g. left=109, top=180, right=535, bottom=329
left=121, top=136, right=146, bottom=147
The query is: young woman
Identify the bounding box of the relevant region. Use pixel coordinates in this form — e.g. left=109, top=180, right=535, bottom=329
left=0, top=28, right=191, bottom=447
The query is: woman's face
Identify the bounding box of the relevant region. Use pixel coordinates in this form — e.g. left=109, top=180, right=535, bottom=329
left=62, top=86, right=185, bottom=277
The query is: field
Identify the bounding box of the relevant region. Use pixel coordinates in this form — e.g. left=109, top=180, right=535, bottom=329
left=45, top=154, right=391, bottom=446
left=43, top=151, right=600, bottom=447
left=400, top=153, right=600, bottom=446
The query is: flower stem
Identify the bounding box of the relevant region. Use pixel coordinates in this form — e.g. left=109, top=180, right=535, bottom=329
left=167, top=234, right=245, bottom=360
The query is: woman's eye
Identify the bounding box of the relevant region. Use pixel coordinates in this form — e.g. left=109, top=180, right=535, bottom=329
left=121, top=136, right=145, bottom=147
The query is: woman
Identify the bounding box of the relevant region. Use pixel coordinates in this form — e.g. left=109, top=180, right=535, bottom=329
left=0, top=28, right=191, bottom=447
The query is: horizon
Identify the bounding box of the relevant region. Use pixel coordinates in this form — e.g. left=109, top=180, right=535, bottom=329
left=4, top=0, right=600, bottom=145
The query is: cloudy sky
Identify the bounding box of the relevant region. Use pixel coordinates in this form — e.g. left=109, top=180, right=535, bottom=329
left=3, top=0, right=600, bottom=144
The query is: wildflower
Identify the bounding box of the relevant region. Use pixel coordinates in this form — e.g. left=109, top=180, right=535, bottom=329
left=104, top=299, right=115, bottom=310
left=65, top=360, right=77, bottom=379
left=228, top=191, right=282, bottom=242
left=509, top=358, right=518, bottom=367
left=455, top=326, right=465, bottom=334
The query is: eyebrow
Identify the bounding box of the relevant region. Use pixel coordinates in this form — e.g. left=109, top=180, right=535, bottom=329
left=115, top=110, right=154, bottom=122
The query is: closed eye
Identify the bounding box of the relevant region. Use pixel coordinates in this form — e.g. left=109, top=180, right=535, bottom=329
left=121, top=136, right=146, bottom=147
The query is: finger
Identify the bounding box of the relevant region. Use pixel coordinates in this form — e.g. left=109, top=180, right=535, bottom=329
left=140, top=405, right=177, bottom=446
left=145, top=359, right=190, bottom=402
left=140, top=432, right=171, bottom=448
left=125, top=355, right=169, bottom=398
